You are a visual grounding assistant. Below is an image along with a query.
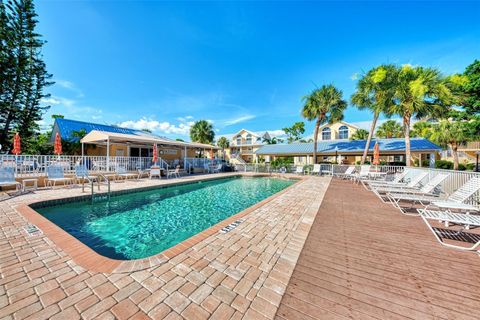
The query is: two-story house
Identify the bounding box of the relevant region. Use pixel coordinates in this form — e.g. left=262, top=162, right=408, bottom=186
left=317, top=121, right=359, bottom=141
left=223, top=129, right=272, bottom=163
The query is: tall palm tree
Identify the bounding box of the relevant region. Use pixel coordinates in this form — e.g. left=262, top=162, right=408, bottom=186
left=350, top=129, right=369, bottom=141
left=411, top=121, right=433, bottom=139
left=390, top=65, right=452, bottom=166
left=217, top=136, right=229, bottom=159
left=262, top=136, right=282, bottom=144
left=430, top=121, right=471, bottom=170
left=189, top=120, right=215, bottom=144
left=351, top=64, right=397, bottom=164
left=301, top=85, right=347, bottom=163
left=190, top=120, right=215, bottom=157
left=376, top=120, right=403, bottom=138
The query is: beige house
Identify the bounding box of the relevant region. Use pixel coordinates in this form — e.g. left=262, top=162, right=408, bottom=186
left=317, top=121, right=359, bottom=141
left=223, top=129, right=272, bottom=163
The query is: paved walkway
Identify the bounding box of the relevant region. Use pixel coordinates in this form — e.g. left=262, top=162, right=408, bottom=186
left=0, top=174, right=330, bottom=319
left=276, top=179, right=480, bottom=320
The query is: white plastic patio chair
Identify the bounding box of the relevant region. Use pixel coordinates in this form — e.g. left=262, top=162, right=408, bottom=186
left=149, top=167, right=162, bottom=179
left=46, top=165, right=74, bottom=187
left=0, top=167, right=21, bottom=193
left=295, top=166, right=304, bottom=175
left=418, top=208, right=480, bottom=253
left=311, top=164, right=321, bottom=175
left=167, top=166, right=181, bottom=179
left=212, top=164, right=222, bottom=173
left=370, top=171, right=429, bottom=202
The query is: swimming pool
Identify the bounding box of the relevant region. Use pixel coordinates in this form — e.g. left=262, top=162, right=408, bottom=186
left=36, top=177, right=295, bottom=260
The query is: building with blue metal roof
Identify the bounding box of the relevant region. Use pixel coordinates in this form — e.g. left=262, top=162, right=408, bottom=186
left=50, top=118, right=148, bottom=142
left=255, top=138, right=441, bottom=165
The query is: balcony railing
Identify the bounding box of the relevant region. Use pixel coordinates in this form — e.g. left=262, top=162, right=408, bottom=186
left=458, top=141, right=480, bottom=151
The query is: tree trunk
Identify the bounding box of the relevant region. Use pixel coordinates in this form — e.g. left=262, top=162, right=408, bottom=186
left=452, top=143, right=459, bottom=170
left=403, top=115, right=412, bottom=166
left=361, top=113, right=379, bottom=164
left=312, top=118, right=321, bottom=164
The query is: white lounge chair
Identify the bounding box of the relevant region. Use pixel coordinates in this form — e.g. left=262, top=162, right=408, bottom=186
left=0, top=167, right=21, bottom=193
left=427, top=177, right=480, bottom=212
left=311, top=164, right=321, bottom=175
left=386, top=173, right=450, bottom=213
left=295, top=166, right=304, bottom=175
left=370, top=171, right=429, bottom=202
left=115, top=166, right=138, bottom=181
left=389, top=177, right=480, bottom=214
left=418, top=208, right=480, bottom=253
left=334, top=166, right=355, bottom=179
left=362, top=169, right=410, bottom=190
left=46, top=166, right=74, bottom=187
left=75, top=165, right=97, bottom=184
left=353, top=165, right=371, bottom=183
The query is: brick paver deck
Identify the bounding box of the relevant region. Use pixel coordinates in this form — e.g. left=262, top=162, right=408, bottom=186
left=276, top=179, right=480, bottom=320
left=0, top=173, right=330, bottom=319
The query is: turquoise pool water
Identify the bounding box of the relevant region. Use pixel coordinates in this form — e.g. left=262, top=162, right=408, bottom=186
left=36, top=177, right=294, bottom=260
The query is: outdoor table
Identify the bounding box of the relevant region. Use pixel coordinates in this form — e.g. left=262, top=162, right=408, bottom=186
left=22, top=178, right=38, bottom=191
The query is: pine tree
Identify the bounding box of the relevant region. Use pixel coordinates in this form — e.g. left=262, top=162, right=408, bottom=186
left=0, top=0, right=53, bottom=151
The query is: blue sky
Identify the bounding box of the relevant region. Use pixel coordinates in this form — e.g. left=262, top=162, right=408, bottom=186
left=37, top=1, right=480, bottom=140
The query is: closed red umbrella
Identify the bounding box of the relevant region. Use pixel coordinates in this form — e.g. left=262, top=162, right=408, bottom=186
left=373, top=141, right=380, bottom=165
left=152, top=144, right=158, bottom=164
left=54, top=132, right=62, bottom=155
left=12, top=133, right=21, bottom=155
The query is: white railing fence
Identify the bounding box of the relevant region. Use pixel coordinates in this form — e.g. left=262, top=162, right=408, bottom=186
left=0, top=155, right=165, bottom=177
left=239, top=163, right=480, bottom=207
left=184, top=157, right=218, bottom=170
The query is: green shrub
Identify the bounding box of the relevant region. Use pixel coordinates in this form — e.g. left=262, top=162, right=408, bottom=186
left=435, top=160, right=453, bottom=170
left=466, top=163, right=476, bottom=171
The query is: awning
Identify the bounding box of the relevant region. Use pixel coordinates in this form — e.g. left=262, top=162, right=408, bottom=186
left=80, top=130, right=220, bottom=149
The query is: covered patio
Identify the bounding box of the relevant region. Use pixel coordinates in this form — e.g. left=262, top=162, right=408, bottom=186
left=80, top=130, right=221, bottom=171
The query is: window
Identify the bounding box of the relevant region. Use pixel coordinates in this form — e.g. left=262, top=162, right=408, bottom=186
left=321, top=127, right=331, bottom=140
left=338, top=125, right=349, bottom=139
left=236, top=137, right=241, bottom=145
left=246, top=134, right=252, bottom=145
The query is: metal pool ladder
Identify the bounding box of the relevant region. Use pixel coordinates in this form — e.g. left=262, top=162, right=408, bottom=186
left=87, top=174, right=111, bottom=202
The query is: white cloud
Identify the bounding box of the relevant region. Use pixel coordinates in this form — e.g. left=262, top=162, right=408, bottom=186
left=222, top=115, right=256, bottom=126
left=266, top=129, right=286, bottom=137
left=55, top=79, right=84, bottom=97
left=118, top=117, right=194, bottom=135
left=41, top=95, right=103, bottom=121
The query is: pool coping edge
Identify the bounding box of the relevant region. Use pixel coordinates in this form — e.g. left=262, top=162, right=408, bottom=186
left=16, top=173, right=306, bottom=273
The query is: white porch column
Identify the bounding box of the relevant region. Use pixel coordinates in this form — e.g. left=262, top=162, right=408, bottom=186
left=106, top=138, right=110, bottom=171
left=81, top=143, right=84, bottom=157
left=184, top=146, right=187, bottom=169
left=429, top=153, right=435, bottom=168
